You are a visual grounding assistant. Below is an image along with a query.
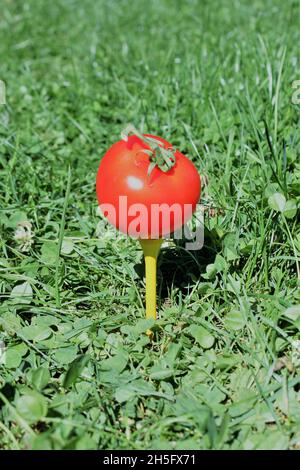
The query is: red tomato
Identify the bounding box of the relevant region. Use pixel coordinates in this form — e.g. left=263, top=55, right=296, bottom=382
left=96, top=134, right=201, bottom=239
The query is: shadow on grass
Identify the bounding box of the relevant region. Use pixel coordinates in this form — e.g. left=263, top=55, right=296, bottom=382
left=134, top=227, right=221, bottom=303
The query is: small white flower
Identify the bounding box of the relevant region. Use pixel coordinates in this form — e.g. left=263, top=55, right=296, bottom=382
left=14, top=221, right=34, bottom=252
left=291, top=340, right=300, bottom=367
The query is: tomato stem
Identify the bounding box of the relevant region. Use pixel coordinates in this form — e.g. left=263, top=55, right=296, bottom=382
left=121, top=124, right=176, bottom=176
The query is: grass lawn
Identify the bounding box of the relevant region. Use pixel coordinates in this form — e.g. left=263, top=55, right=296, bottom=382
left=0, top=0, right=300, bottom=450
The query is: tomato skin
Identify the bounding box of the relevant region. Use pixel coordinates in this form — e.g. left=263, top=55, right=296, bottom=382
left=96, top=134, right=201, bottom=238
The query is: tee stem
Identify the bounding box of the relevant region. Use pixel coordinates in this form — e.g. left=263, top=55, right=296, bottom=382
left=140, top=239, right=163, bottom=323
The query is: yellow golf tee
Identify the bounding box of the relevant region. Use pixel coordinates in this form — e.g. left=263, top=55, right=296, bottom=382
left=140, top=239, right=163, bottom=320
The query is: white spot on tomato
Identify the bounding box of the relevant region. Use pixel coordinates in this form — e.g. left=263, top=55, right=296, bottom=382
left=127, top=176, right=144, bottom=190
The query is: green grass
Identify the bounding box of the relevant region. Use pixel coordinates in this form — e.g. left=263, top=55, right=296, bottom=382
left=0, top=0, right=300, bottom=450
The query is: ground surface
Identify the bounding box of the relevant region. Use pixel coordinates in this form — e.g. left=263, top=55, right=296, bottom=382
left=0, top=0, right=299, bottom=450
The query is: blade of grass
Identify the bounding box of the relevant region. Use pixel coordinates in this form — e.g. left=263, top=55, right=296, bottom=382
left=55, top=167, right=72, bottom=308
